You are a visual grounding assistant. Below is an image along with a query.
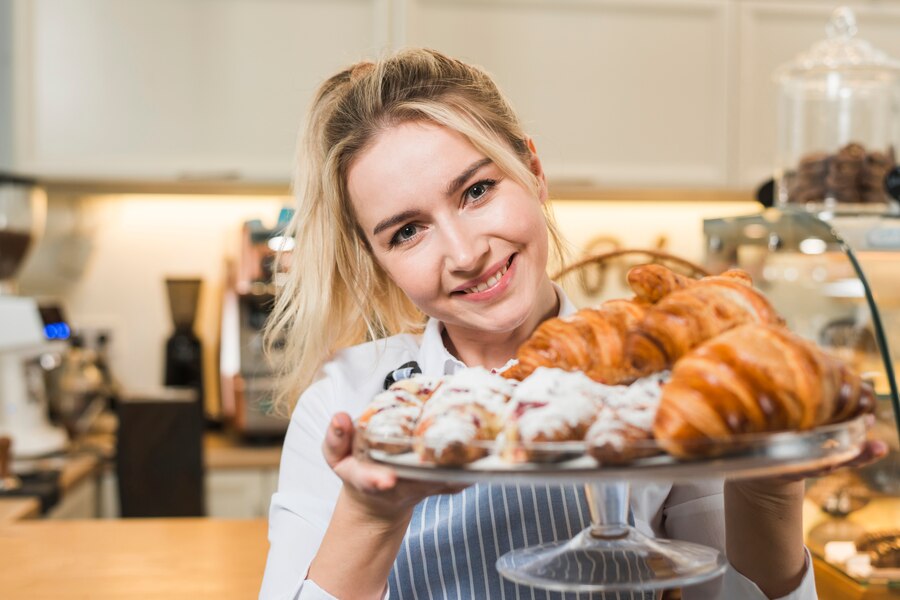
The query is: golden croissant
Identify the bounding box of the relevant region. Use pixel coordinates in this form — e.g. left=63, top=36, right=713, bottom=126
left=626, top=271, right=783, bottom=376
left=503, top=299, right=646, bottom=385
left=626, top=264, right=751, bottom=304
left=626, top=264, right=695, bottom=304
left=653, top=323, right=875, bottom=458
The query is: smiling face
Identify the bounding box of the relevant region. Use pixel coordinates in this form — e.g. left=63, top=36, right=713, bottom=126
left=346, top=120, right=558, bottom=358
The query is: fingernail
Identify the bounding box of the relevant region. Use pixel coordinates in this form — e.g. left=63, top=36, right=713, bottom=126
left=331, top=418, right=344, bottom=438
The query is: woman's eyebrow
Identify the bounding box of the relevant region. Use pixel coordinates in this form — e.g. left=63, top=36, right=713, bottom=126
left=373, top=209, right=421, bottom=236
left=371, top=158, right=494, bottom=237
left=445, top=158, right=493, bottom=197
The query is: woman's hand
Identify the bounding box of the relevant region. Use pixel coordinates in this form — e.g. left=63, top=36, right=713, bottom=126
left=779, top=438, right=889, bottom=482
left=322, top=412, right=466, bottom=523
left=723, top=437, right=888, bottom=598
left=309, top=412, right=464, bottom=598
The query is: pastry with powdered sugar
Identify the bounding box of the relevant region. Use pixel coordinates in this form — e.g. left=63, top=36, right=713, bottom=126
left=501, top=367, right=607, bottom=462
left=358, top=375, right=443, bottom=454
left=586, top=371, right=669, bottom=465
left=414, top=367, right=515, bottom=466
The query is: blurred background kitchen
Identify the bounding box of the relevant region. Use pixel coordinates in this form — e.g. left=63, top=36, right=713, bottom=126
left=1, top=1, right=900, bottom=598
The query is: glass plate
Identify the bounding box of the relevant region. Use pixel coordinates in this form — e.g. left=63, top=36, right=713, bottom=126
left=363, top=415, right=871, bottom=484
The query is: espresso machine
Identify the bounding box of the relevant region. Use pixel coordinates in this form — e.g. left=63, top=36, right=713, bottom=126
left=219, top=211, right=293, bottom=438
left=0, top=175, right=68, bottom=457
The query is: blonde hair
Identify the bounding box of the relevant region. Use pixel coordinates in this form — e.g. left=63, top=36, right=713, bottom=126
left=266, top=48, right=565, bottom=413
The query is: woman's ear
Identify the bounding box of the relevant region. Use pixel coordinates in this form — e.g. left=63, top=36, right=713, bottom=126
left=526, top=136, right=548, bottom=203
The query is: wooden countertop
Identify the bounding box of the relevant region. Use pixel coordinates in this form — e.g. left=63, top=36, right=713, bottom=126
left=204, top=433, right=282, bottom=470
left=0, top=453, right=104, bottom=523
left=0, top=518, right=268, bottom=599
left=0, top=498, right=40, bottom=523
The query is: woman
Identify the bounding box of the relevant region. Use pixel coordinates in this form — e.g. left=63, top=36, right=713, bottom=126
left=260, top=48, right=880, bottom=600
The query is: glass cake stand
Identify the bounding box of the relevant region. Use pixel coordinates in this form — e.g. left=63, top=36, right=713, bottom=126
left=365, top=416, right=870, bottom=593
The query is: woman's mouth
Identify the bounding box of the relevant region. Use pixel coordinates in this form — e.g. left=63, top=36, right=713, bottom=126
left=454, top=255, right=516, bottom=296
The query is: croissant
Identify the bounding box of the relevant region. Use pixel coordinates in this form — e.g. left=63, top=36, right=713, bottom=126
left=503, top=299, right=647, bottom=384
left=626, top=264, right=751, bottom=304
left=626, top=264, right=695, bottom=304
left=626, top=271, right=783, bottom=376
left=652, top=323, right=875, bottom=458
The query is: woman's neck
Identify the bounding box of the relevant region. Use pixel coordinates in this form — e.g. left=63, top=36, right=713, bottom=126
left=441, top=280, right=559, bottom=370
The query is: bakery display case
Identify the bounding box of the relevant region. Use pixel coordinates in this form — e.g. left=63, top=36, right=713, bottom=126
left=704, top=207, right=900, bottom=597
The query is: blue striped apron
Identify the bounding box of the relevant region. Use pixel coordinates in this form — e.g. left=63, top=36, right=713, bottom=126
left=388, top=483, right=655, bottom=600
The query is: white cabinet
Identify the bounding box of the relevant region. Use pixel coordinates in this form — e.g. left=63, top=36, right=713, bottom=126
left=205, top=467, right=279, bottom=518
left=1, top=0, right=386, bottom=181
left=5, top=0, right=900, bottom=187
left=405, top=0, right=734, bottom=188
left=89, top=467, right=279, bottom=518
left=47, top=476, right=99, bottom=519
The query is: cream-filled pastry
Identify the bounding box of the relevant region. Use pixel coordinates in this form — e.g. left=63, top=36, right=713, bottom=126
left=501, top=367, right=606, bottom=462
left=586, top=371, right=668, bottom=464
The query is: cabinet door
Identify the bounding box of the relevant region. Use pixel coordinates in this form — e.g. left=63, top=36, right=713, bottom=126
left=8, top=0, right=385, bottom=181
left=206, top=469, right=266, bottom=518
left=47, top=478, right=99, bottom=519
left=405, top=0, right=733, bottom=188
left=736, top=2, right=900, bottom=188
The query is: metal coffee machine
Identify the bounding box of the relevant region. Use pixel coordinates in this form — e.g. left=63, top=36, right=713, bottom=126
left=219, top=212, right=292, bottom=438
left=0, top=175, right=67, bottom=457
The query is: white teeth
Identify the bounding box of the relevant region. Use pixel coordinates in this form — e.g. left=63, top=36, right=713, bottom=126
left=463, top=260, right=510, bottom=294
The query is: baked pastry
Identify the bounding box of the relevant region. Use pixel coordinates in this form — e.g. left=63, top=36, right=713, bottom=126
left=856, top=530, right=900, bottom=568
left=652, top=323, right=876, bottom=458
left=626, top=271, right=783, bottom=377
left=503, top=299, right=647, bottom=385
left=387, top=374, right=443, bottom=402
left=358, top=388, right=425, bottom=454
left=414, top=405, right=497, bottom=466
left=358, top=374, right=442, bottom=453
left=501, top=367, right=605, bottom=462
left=626, top=264, right=695, bottom=304
left=586, top=371, right=669, bottom=465
left=414, top=367, right=514, bottom=466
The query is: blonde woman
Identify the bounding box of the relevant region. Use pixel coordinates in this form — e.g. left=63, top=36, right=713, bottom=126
left=260, top=49, right=880, bottom=600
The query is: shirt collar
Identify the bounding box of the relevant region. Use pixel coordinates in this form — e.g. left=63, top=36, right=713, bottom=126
left=417, top=282, right=575, bottom=377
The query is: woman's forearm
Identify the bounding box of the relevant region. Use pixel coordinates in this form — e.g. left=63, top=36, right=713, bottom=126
left=308, top=487, right=413, bottom=599
left=724, top=479, right=807, bottom=599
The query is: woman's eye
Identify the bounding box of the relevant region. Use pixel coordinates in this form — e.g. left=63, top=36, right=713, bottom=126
left=465, top=179, right=496, bottom=204
left=390, top=224, right=420, bottom=246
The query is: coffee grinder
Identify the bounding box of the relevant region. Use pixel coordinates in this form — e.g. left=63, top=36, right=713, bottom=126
left=0, top=174, right=68, bottom=457
left=163, top=278, right=204, bottom=407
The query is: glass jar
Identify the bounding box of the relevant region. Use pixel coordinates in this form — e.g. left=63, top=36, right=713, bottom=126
left=774, top=7, right=900, bottom=212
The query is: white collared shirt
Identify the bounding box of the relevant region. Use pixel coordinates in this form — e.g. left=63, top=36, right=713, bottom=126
left=259, top=287, right=817, bottom=600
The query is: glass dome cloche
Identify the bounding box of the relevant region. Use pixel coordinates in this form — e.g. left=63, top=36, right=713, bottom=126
left=774, top=7, right=900, bottom=213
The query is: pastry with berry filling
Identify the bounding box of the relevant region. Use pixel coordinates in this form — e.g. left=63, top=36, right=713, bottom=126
left=586, top=372, right=668, bottom=465
left=358, top=375, right=442, bottom=454
left=414, top=367, right=514, bottom=466
left=501, top=367, right=604, bottom=463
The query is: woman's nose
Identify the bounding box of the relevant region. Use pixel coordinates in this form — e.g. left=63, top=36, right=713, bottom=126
left=441, top=218, right=489, bottom=273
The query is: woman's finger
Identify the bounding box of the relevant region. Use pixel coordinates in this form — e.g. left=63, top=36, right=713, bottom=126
left=843, top=439, right=889, bottom=469
left=322, top=413, right=354, bottom=468
left=334, top=458, right=398, bottom=493
left=777, top=439, right=890, bottom=481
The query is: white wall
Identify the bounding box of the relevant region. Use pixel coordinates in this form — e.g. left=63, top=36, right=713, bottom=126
left=551, top=199, right=759, bottom=307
